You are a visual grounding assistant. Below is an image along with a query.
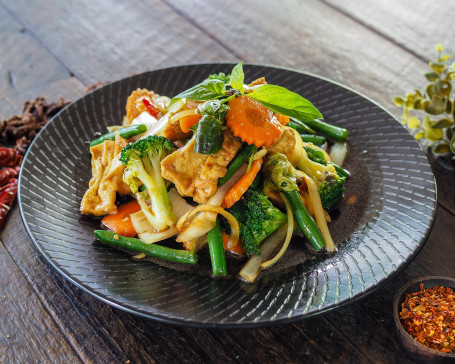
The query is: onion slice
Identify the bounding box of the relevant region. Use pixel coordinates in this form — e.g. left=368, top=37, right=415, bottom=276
left=299, top=171, right=336, bottom=252
left=239, top=224, right=288, bottom=283
left=329, top=141, right=347, bottom=166
left=260, top=192, right=294, bottom=269
left=176, top=205, right=239, bottom=248
left=138, top=227, right=178, bottom=244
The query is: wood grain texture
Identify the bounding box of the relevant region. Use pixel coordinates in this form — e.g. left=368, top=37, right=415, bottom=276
left=0, top=0, right=238, bottom=86
left=164, top=0, right=429, bottom=116
left=323, top=0, right=455, bottom=62
left=0, top=5, right=71, bottom=99
left=0, top=236, right=81, bottom=363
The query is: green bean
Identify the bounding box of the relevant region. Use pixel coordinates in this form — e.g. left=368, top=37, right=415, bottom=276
left=207, top=219, right=227, bottom=276
left=300, top=134, right=326, bottom=146
left=327, top=161, right=351, bottom=178
left=94, top=230, right=198, bottom=264
left=303, top=119, right=348, bottom=141
left=218, top=143, right=256, bottom=185
left=282, top=190, right=325, bottom=250
left=90, top=124, right=147, bottom=147
left=288, top=118, right=315, bottom=134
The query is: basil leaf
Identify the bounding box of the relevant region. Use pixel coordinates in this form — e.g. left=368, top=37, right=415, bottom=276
left=168, top=79, right=226, bottom=108
left=248, top=84, right=323, bottom=121
left=198, top=100, right=229, bottom=120
left=229, top=61, right=244, bottom=91
left=194, top=115, right=224, bottom=154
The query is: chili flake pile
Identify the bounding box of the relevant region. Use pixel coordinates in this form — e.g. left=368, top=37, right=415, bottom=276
left=400, top=283, right=455, bottom=353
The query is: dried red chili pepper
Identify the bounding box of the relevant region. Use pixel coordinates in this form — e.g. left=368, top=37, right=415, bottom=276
left=0, top=147, right=22, bottom=167
left=400, top=283, right=455, bottom=353
left=142, top=98, right=158, bottom=118
left=0, top=166, right=20, bottom=186
left=0, top=178, right=18, bottom=227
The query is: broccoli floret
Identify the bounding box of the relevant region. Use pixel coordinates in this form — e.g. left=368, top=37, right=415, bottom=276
left=120, top=135, right=176, bottom=231
left=297, top=146, right=346, bottom=210
left=262, top=153, right=299, bottom=193
left=222, top=189, right=287, bottom=255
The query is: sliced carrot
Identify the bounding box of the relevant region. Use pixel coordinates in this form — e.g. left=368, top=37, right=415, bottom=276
left=226, top=96, right=283, bottom=148
left=179, top=113, right=202, bottom=133
left=101, top=200, right=142, bottom=237
left=275, top=113, right=290, bottom=125
left=222, top=158, right=263, bottom=209
left=222, top=232, right=245, bottom=256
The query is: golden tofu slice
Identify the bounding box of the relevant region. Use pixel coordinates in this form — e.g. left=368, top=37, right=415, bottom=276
left=161, top=129, right=241, bottom=204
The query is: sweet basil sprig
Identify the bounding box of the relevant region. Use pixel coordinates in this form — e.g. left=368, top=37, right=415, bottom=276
left=248, top=85, right=323, bottom=122
left=168, top=62, right=322, bottom=122
left=168, top=62, right=326, bottom=154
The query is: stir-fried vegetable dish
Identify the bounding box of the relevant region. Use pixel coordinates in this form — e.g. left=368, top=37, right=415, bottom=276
left=80, top=62, right=350, bottom=282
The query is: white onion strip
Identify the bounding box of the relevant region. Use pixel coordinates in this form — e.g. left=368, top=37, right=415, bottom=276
left=139, top=227, right=178, bottom=244
left=260, top=193, right=294, bottom=269
left=169, top=108, right=198, bottom=125
left=300, top=172, right=336, bottom=252
left=239, top=224, right=288, bottom=283
left=176, top=205, right=239, bottom=248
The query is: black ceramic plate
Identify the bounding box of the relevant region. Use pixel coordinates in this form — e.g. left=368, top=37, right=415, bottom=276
left=18, top=64, right=436, bottom=328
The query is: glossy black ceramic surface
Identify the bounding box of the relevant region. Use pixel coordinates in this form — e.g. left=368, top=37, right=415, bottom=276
left=18, top=64, right=437, bottom=327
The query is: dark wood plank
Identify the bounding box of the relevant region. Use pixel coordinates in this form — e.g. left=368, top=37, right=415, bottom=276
left=0, top=235, right=82, bottom=363
left=0, top=4, right=71, bottom=100
left=0, top=0, right=238, bottom=86
left=163, top=0, right=429, bottom=114
left=323, top=0, right=455, bottom=62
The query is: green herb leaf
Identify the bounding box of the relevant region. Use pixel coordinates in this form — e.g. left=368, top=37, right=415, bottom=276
left=168, top=79, right=226, bottom=109
left=431, top=118, right=453, bottom=129
left=229, top=61, right=244, bottom=91
left=248, top=84, right=323, bottom=121
left=194, top=115, right=224, bottom=154
left=424, top=72, right=439, bottom=82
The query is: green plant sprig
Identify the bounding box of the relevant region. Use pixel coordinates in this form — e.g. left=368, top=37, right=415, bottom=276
left=394, top=44, right=455, bottom=157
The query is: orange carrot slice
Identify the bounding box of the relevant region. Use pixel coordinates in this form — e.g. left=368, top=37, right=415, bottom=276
left=179, top=113, right=202, bottom=133
left=275, top=113, right=290, bottom=125
left=222, top=231, right=245, bottom=256
left=222, top=158, right=263, bottom=209
left=101, top=200, right=142, bottom=237
left=226, top=96, right=283, bottom=147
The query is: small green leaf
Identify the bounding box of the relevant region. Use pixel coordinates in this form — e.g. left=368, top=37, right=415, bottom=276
left=450, top=132, right=455, bottom=154
left=431, top=142, right=450, bottom=154
left=424, top=72, right=439, bottom=82
left=424, top=123, right=443, bottom=141
left=445, top=99, right=452, bottom=114
left=168, top=79, right=226, bottom=108
left=429, top=61, right=446, bottom=74
left=229, top=61, right=245, bottom=91
left=431, top=118, right=453, bottom=129
left=194, top=115, right=224, bottom=154
left=248, top=84, right=323, bottom=121
left=407, top=116, right=421, bottom=129
left=393, top=96, right=405, bottom=106
left=439, top=54, right=450, bottom=62
left=415, top=131, right=425, bottom=140
left=423, top=97, right=445, bottom=115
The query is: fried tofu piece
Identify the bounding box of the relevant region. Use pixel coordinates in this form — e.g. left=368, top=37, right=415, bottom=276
left=161, top=130, right=241, bottom=204
left=80, top=134, right=129, bottom=215
left=267, top=126, right=298, bottom=164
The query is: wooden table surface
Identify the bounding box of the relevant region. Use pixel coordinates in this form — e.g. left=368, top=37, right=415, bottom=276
left=1, top=1, right=454, bottom=363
